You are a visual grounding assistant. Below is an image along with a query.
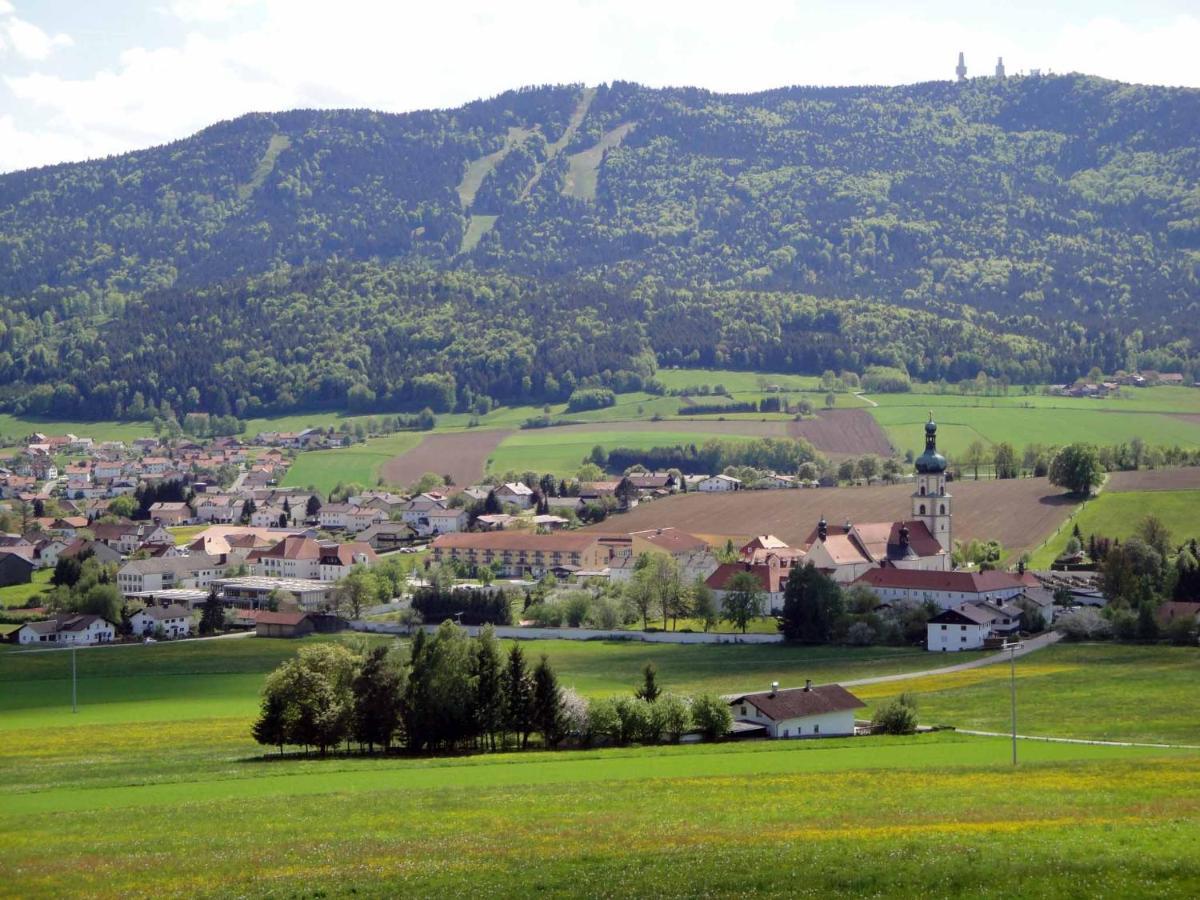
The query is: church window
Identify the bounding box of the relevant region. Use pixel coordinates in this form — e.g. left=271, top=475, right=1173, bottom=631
left=940, top=504, right=946, bottom=514
left=920, top=485, right=926, bottom=496
left=919, top=504, right=926, bottom=515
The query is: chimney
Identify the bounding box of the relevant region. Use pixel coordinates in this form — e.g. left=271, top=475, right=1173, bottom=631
left=769, top=681, right=779, bottom=697
left=804, top=679, right=813, bottom=692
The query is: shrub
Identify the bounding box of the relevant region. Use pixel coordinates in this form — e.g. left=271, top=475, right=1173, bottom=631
left=585, top=697, right=620, bottom=745
left=566, top=387, right=616, bottom=412
left=655, top=694, right=692, bottom=744
left=612, top=697, right=655, bottom=745
left=1057, top=607, right=1113, bottom=641
left=690, top=693, right=733, bottom=741
left=584, top=596, right=623, bottom=630
left=1164, top=616, right=1198, bottom=646
left=872, top=700, right=918, bottom=735
left=845, top=621, right=875, bottom=646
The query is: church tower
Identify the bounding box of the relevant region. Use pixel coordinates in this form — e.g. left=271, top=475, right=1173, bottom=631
left=956, top=52, right=967, bottom=82
left=912, top=413, right=952, bottom=553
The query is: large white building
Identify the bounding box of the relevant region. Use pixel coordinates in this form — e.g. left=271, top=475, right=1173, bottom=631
left=17, top=614, right=116, bottom=646
left=853, top=568, right=1034, bottom=610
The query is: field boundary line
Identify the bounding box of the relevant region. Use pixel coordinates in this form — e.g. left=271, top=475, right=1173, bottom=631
left=955, top=729, right=1200, bottom=751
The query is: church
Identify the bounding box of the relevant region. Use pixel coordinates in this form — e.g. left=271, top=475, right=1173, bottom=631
left=801, top=415, right=952, bottom=582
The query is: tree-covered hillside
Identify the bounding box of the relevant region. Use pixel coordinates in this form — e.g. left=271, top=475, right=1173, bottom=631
left=0, top=76, right=1197, bottom=417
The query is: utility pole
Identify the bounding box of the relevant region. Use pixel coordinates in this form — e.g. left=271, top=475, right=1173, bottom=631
left=71, top=645, right=77, bottom=714
left=1007, top=641, right=1024, bottom=765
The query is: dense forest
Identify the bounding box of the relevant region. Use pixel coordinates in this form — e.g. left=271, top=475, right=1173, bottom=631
left=0, top=76, right=1196, bottom=416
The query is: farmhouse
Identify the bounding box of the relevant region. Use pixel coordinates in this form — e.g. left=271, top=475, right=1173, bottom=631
left=697, top=474, right=742, bottom=492
left=129, top=604, right=193, bottom=639
left=254, top=610, right=316, bottom=638
left=728, top=681, right=865, bottom=738
left=926, top=606, right=993, bottom=651
left=17, top=614, right=117, bottom=646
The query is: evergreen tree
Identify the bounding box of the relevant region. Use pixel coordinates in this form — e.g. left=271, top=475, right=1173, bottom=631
left=198, top=586, right=224, bottom=635
left=635, top=662, right=660, bottom=702
left=502, top=644, right=534, bottom=748
left=252, top=691, right=288, bottom=756
left=352, top=645, right=404, bottom=752
left=532, top=654, right=564, bottom=748
left=472, top=625, right=505, bottom=750
left=240, top=498, right=256, bottom=525
left=306, top=494, right=322, bottom=518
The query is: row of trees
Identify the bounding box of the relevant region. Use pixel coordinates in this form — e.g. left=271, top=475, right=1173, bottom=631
left=252, top=625, right=734, bottom=756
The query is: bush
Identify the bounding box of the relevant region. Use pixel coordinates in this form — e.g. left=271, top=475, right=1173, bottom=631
left=585, top=696, right=620, bottom=745
left=1164, top=616, right=1198, bottom=646
left=612, top=697, right=655, bottom=745
left=871, top=700, right=918, bottom=735
left=525, top=602, right=564, bottom=627
left=845, top=621, right=875, bottom=646
left=584, top=596, right=623, bottom=630
left=1057, top=607, right=1113, bottom=641
left=566, top=387, right=616, bottom=412
left=690, top=693, right=733, bottom=741
left=655, top=694, right=692, bottom=743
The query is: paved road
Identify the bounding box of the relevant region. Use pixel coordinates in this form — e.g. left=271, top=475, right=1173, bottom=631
left=839, top=630, right=1062, bottom=688
left=5, top=630, right=255, bottom=655
left=955, top=729, right=1200, bottom=751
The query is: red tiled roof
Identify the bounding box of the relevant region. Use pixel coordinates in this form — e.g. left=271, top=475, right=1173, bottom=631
left=433, top=532, right=602, bottom=553
left=706, top=562, right=788, bottom=594
left=254, top=611, right=310, bottom=626
left=854, top=568, right=1026, bottom=593
left=730, top=684, right=865, bottom=721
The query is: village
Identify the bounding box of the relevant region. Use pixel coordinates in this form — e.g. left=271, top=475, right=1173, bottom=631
left=0, top=415, right=1094, bottom=672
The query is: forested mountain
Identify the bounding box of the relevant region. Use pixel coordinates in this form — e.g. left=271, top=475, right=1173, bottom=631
left=1, top=75, right=1197, bottom=417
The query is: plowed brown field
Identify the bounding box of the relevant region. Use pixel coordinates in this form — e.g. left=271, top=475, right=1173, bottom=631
left=585, top=477, right=1075, bottom=555
left=379, top=430, right=511, bottom=489
left=1105, top=467, right=1200, bottom=492
left=788, top=409, right=893, bottom=456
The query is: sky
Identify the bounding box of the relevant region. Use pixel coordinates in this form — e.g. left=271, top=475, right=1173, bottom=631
left=0, top=0, right=1197, bottom=173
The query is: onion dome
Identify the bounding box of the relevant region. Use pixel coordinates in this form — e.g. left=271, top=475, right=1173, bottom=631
left=915, top=413, right=947, bottom=474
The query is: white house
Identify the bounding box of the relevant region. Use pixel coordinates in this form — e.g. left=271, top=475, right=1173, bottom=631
left=926, top=605, right=993, bottom=651
left=18, top=614, right=116, bottom=646
left=728, top=682, right=865, bottom=738
left=494, top=482, right=535, bottom=509
left=697, top=474, right=742, bottom=492
left=317, top=503, right=357, bottom=530
left=129, top=604, right=193, bottom=638
left=425, top=507, right=468, bottom=535
left=317, top=542, right=378, bottom=582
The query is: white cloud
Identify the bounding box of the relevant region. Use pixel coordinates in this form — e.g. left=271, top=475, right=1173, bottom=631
left=0, top=5, right=72, bottom=61
left=0, top=1, right=1197, bottom=173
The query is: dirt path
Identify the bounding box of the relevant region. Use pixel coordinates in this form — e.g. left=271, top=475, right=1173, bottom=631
left=380, top=430, right=512, bottom=490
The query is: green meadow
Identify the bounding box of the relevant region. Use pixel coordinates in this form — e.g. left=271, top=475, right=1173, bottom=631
left=1027, top=489, right=1200, bottom=569
left=279, top=432, right=423, bottom=493
left=0, top=568, right=53, bottom=609
left=1, top=634, right=1199, bottom=896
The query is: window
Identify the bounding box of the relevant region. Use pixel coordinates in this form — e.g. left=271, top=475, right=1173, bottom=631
left=920, top=485, right=926, bottom=496
left=940, top=504, right=946, bottom=514
left=783, top=728, right=789, bottom=737
left=919, top=504, right=926, bottom=515
left=940, top=624, right=947, bottom=631
left=813, top=724, right=820, bottom=734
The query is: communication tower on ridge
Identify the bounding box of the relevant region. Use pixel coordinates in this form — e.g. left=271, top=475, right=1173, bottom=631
left=955, top=51, right=967, bottom=81
left=995, top=57, right=1006, bottom=78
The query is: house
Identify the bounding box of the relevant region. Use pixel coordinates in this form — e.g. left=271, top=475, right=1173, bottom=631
left=129, top=604, right=193, bottom=639
left=532, top=515, right=570, bottom=530
left=0, top=550, right=35, bottom=587
left=431, top=532, right=609, bottom=578
left=117, top=554, right=225, bottom=596
left=626, top=473, right=677, bottom=493
left=494, top=482, right=535, bottom=509
left=251, top=506, right=290, bottom=529
left=545, top=496, right=584, bottom=515
left=1156, top=601, right=1200, bottom=628
left=344, top=506, right=388, bottom=534
left=254, top=610, right=316, bottom=638
left=318, top=542, right=378, bottom=582
left=317, top=503, right=357, bottom=530
left=424, top=507, right=468, bottom=535
left=32, top=538, right=69, bottom=569
left=697, top=474, right=741, bottom=492
left=475, top=514, right=518, bottom=530
left=194, top=495, right=240, bottom=524
left=17, top=614, right=117, bottom=646
left=926, top=605, right=994, bottom=651
left=356, top=521, right=417, bottom=552
left=148, top=502, right=192, bottom=526
left=58, top=539, right=123, bottom=566
left=853, top=568, right=1029, bottom=611
left=728, top=682, right=865, bottom=739
left=401, top=494, right=452, bottom=536
left=759, top=474, right=798, bottom=489
left=705, top=561, right=791, bottom=613
left=738, top=535, right=805, bottom=567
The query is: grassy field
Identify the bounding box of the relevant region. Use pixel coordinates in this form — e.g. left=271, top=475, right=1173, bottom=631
left=280, top=432, right=423, bottom=494
left=856, top=643, right=1200, bottom=746
left=1027, top=488, right=1200, bottom=569
left=3, top=636, right=1199, bottom=895
left=166, top=524, right=207, bottom=547
left=486, top=429, right=752, bottom=477
left=0, top=567, right=53, bottom=609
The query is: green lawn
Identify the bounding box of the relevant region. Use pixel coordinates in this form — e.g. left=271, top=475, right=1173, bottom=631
left=873, top=385, right=1200, bottom=414
left=166, top=524, right=207, bottom=547
left=0, top=568, right=53, bottom=609
left=1026, top=489, right=1200, bottom=569
left=280, top=432, right=423, bottom=494
left=2, top=636, right=1199, bottom=895
left=872, top=403, right=1200, bottom=458
left=487, top=429, right=753, bottom=477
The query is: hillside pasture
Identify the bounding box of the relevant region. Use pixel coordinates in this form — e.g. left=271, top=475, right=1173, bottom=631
left=379, top=429, right=512, bottom=489
left=1027, top=488, right=1200, bottom=569
left=280, top=433, right=422, bottom=495
left=562, top=121, right=634, bottom=201
left=587, top=477, right=1077, bottom=555
left=872, top=403, right=1200, bottom=458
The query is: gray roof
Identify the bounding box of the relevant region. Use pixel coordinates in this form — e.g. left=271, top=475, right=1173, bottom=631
left=121, top=554, right=222, bottom=575
left=136, top=604, right=192, bottom=620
